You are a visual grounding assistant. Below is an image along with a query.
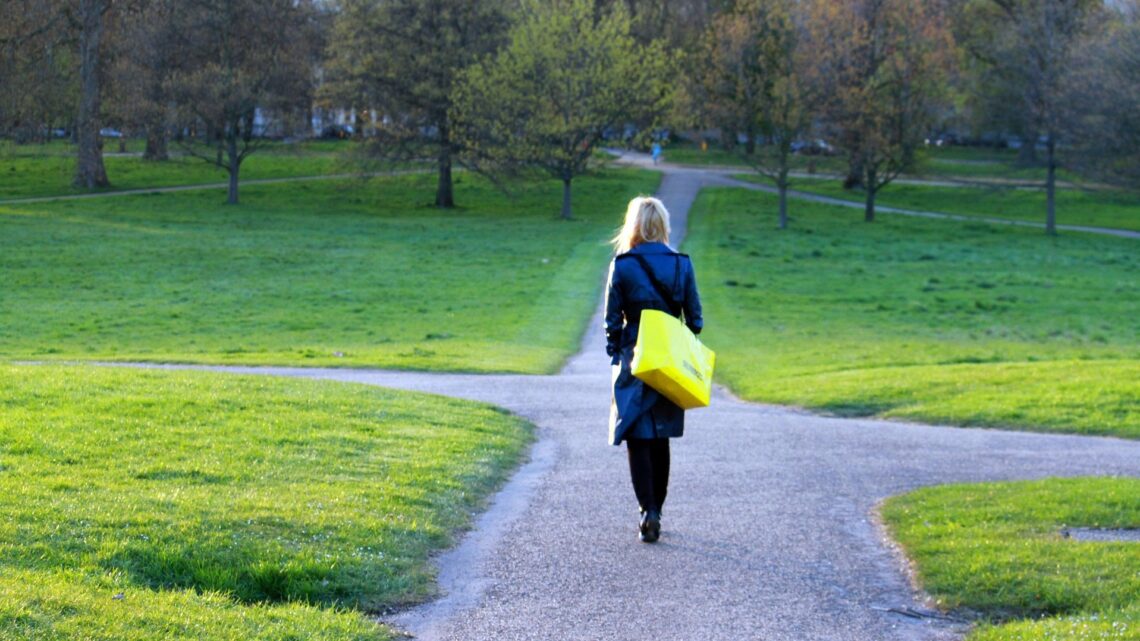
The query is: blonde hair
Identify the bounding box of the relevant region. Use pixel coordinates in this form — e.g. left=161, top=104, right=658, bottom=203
left=612, top=196, right=671, bottom=254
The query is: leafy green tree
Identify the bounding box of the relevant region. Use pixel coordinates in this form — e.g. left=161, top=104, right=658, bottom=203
left=453, top=0, right=674, bottom=220
left=322, top=0, right=510, bottom=208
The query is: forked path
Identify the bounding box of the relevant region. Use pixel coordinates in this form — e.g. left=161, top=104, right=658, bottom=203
left=123, top=167, right=1140, bottom=640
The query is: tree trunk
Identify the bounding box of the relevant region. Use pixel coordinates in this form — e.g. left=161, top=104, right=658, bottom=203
left=1017, top=128, right=1038, bottom=165
left=744, top=125, right=756, bottom=156
left=73, top=0, right=110, bottom=189
left=778, top=183, right=788, bottom=230
left=864, top=166, right=877, bottom=223
left=435, top=127, right=454, bottom=208
left=721, top=129, right=737, bottom=151
left=561, top=176, right=573, bottom=220
left=777, top=165, right=789, bottom=230
left=1045, top=135, right=1056, bottom=235
left=844, top=150, right=864, bottom=189
left=226, top=134, right=240, bottom=205
left=144, top=122, right=168, bottom=161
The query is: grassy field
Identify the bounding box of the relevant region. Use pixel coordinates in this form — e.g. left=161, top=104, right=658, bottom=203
left=661, top=142, right=847, bottom=174
left=0, top=140, right=361, bottom=200
left=0, top=169, right=659, bottom=372
left=685, top=187, right=1139, bottom=438
left=882, top=477, right=1140, bottom=640
left=662, top=141, right=1079, bottom=182
left=0, top=363, right=532, bottom=639
left=774, top=177, right=1140, bottom=232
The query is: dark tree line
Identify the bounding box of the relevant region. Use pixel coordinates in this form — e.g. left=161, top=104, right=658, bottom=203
left=1, top=0, right=1136, bottom=228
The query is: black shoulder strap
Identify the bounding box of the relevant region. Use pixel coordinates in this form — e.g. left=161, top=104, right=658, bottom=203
left=625, top=253, right=682, bottom=317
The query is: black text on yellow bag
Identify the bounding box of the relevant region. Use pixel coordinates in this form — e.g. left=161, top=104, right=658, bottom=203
left=631, top=309, right=716, bottom=409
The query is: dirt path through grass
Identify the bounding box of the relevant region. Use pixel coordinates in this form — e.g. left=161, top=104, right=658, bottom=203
left=100, top=163, right=1140, bottom=641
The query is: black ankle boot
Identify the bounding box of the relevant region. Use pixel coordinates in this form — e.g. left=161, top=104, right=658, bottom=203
left=640, top=509, right=660, bottom=543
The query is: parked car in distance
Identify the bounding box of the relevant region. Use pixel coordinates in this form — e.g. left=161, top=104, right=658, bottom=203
left=319, top=124, right=354, bottom=139
left=99, top=128, right=123, bottom=138
left=791, top=139, right=836, bottom=156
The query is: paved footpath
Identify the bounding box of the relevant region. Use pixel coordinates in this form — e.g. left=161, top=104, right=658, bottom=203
left=121, top=165, right=1140, bottom=640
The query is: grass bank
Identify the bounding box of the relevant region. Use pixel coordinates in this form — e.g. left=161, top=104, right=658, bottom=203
left=0, top=363, right=533, bottom=639
left=882, top=477, right=1140, bottom=640
left=685, top=187, right=1139, bottom=438
left=0, top=169, right=659, bottom=372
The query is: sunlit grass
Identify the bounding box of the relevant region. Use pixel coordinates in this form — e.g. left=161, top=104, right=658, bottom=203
left=685, top=187, right=1139, bottom=437
left=882, top=478, right=1140, bottom=640
left=0, top=363, right=533, bottom=638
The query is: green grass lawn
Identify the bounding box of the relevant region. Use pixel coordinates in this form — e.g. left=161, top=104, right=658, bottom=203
left=0, top=363, right=532, bottom=639
left=661, top=141, right=849, bottom=174
left=760, top=176, right=1140, bottom=232
left=685, top=187, right=1139, bottom=438
left=663, top=141, right=1077, bottom=182
left=0, top=169, right=659, bottom=372
left=882, top=477, right=1140, bottom=640
left=0, top=140, right=362, bottom=200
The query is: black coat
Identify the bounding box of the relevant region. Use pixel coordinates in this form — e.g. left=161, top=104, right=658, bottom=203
left=605, top=242, right=703, bottom=445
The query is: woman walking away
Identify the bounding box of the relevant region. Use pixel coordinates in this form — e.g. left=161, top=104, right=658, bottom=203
left=605, top=196, right=703, bottom=543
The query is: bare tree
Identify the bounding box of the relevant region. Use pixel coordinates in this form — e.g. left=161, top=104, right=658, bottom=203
left=323, top=0, right=510, bottom=208
left=165, top=0, right=319, bottom=204
left=807, top=0, right=955, bottom=222
left=109, top=0, right=180, bottom=161
left=0, top=0, right=76, bottom=143
left=692, top=0, right=818, bottom=229
left=1067, top=1, right=1140, bottom=190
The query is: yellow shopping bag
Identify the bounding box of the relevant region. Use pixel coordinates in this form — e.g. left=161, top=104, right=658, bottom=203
left=631, top=309, right=716, bottom=409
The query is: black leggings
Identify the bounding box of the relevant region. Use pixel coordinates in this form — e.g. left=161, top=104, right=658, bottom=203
left=626, top=438, right=670, bottom=513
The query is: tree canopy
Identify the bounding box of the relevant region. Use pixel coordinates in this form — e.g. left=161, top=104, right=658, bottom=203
left=453, top=0, right=674, bottom=219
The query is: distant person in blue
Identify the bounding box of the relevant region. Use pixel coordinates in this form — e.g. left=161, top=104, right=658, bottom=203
left=605, top=196, right=703, bottom=543
left=651, top=141, right=663, bottom=165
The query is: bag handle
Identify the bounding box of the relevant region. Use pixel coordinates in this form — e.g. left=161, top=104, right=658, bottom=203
left=628, top=253, right=682, bottom=318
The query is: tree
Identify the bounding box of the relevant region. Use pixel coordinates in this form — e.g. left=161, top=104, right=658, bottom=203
left=322, top=1, right=506, bottom=208
left=453, top=0, right=674, bottom=220
left=1067, top=1, right=1140, bottom=190
left=807, top=0, right=955, bottom=222
left=109, top=0, right=180, bottom=161
left=996, top=0, right=1096, bottom=235
left=73, top=0, right=113, bottom=188
left=323, top=0, right=509, bottom=209
left=599, top=0, right=727, bottom=50
left=694, top=0, right=816, bottom=229
left=958, top=0, right=1099, bottom=166
left=0, top=0, right=76, bottom=143
left=164, top=0, right=319, bottom=204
